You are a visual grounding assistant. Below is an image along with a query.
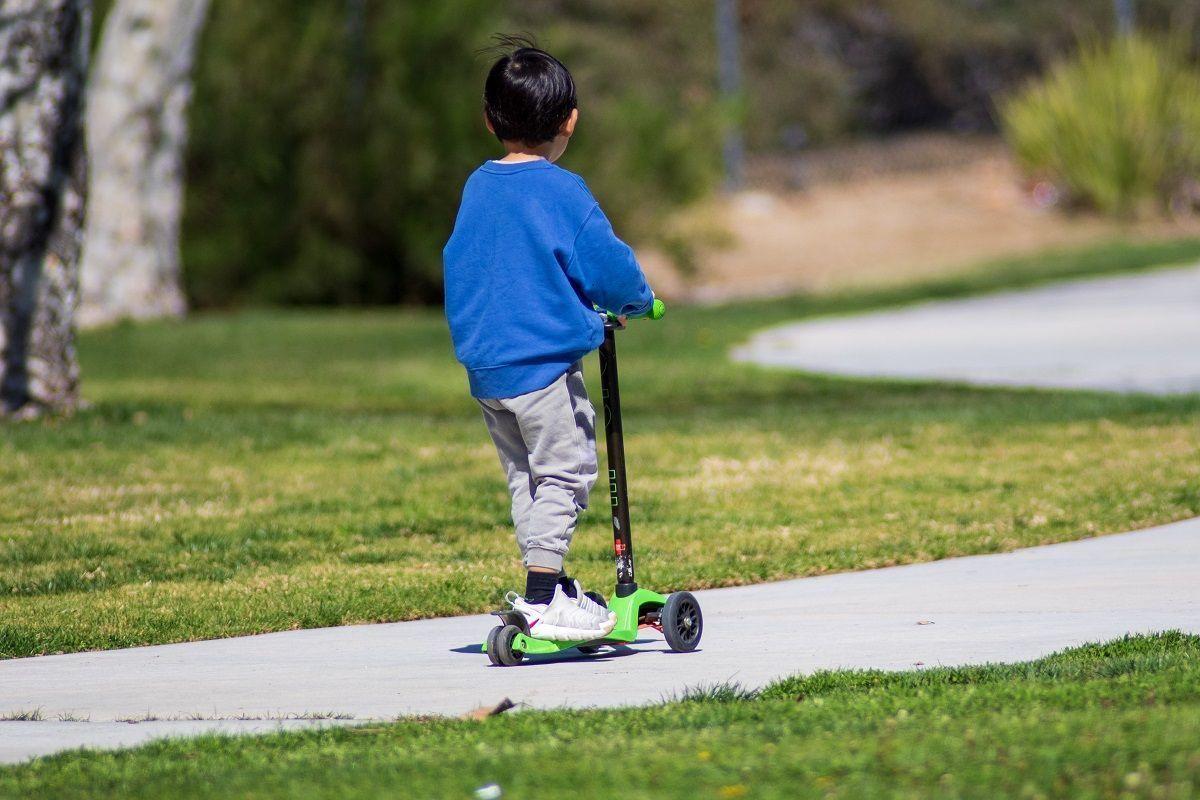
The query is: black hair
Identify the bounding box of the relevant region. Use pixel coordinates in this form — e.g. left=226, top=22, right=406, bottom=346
left=483, top=35, right=577, bottom=146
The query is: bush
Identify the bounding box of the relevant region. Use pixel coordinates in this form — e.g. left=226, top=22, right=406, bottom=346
left=180, top=1, right=722, bottom=308
left=1001, top=35, right=1200, bottom=217
left=510, top=0, right=725, bottom=242
left=166, top=1, right=1193, bottom=306
left=737, top=0, right=1176, bottom=149
left=182, top=1, right=505, bottom=307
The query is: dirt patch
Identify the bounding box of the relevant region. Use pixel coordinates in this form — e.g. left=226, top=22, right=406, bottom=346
left=639, top=134, right=1200, bottom=303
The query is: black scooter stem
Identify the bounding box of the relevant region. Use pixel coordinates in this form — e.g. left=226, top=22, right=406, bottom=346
left=598, top=321, right=637, bottom=597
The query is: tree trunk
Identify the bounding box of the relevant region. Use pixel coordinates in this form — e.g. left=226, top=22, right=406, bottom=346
left=78, top=0, right=209, bottom=328
left=0, top=0, right=90, bottom=417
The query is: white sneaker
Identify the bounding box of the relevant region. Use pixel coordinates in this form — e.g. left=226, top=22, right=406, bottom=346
left=569, top=579, right=617, bottom=627
left=506, top=585, right=616, bottom=641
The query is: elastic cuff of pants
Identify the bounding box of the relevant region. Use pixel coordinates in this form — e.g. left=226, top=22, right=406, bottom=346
left=524, top=548, right=564, bottom=572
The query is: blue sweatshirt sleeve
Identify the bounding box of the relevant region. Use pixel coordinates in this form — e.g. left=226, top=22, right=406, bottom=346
left=564, top=205, right=654, bottom=316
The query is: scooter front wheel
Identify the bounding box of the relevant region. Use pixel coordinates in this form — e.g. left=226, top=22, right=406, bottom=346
left=486, top=624, right=525, bottom=666
left=661, top=591, right=703, bottom=652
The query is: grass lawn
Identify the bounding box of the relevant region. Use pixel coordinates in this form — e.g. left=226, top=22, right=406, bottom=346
left=4, top=632, right=1199, bottom=797
left=2, top=238, right=1200, bottom=658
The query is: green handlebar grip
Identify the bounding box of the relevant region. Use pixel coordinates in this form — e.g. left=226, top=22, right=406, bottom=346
left=603, top=297, right=666, bottom=322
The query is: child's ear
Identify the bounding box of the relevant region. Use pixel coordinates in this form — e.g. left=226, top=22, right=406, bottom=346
left=484, top=111, right=495, bottom=135
left=560, top=108, right=579, bottom=138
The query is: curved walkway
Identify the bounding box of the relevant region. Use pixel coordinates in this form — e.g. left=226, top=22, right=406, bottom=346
left=733, top=263, right=1200, bottom=394
left=2, top=517, right=1198, bottom=763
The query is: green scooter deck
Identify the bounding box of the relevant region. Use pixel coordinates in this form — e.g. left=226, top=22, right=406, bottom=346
left=481, top=587, right=667, bottom=656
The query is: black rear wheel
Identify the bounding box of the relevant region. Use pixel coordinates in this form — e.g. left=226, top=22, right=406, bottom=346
left=661, top=592, right=703, bottom=652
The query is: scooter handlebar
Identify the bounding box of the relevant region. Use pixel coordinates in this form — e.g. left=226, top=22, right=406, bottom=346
left=604, top=298, right=665, bottom=324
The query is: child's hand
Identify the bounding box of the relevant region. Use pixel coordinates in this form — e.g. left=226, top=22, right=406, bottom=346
left=616, top=315, right=628, bottom=326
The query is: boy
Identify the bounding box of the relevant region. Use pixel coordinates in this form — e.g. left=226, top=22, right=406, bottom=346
left=443, top=41, right=654, bottom=641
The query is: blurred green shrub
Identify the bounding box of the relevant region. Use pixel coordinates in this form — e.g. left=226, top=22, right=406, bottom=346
left=514, top=0, right=725, bottom=241
left=168, top=0, right=1195, bottom=307
left=738, top=0, right=1199, bottom=150
left=1001, top=35, right=1200, bottom=216
left=181, top=0, right=721, bottom=308
left=184, top=1, right=503, bottom=307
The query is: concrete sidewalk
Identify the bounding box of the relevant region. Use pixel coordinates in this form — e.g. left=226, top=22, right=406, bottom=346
left=733, top=263, right=1200, bottom=394
left=3, top=517, right=1198, bottom=764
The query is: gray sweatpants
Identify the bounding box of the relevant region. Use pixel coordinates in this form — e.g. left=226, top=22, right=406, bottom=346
left=478, top=363, right=598, bottom=572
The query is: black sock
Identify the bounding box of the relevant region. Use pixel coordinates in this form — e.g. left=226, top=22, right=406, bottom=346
left=524, top=571, right=558, bottom=604
left=557, top=573, right=578, bottom=598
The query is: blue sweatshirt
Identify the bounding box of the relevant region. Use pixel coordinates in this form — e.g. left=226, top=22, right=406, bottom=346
left=443, top=159, right=653, bottom=399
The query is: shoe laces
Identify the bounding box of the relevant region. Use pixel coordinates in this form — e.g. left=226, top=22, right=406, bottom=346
left=545, top=586, right=601, bottom=628
left=572, top=580, right=609, bottom=617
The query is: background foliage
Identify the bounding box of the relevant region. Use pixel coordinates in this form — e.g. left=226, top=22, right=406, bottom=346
left=136, top=0, right=1200, bottom=307
left=1002, top=35, right=1200, bottom=217
left=182, top=1, right=724, bottom=307
left=183, top=1, right=499, bottom=306
left=739, top=0, right=1198, bottom=148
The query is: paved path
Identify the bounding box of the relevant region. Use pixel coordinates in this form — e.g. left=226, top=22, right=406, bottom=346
left=3, top=517, right=1198, bottom=764
left=733, top=263, right=1200, bottom=394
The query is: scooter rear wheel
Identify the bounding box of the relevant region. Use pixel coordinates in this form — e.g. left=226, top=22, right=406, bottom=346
left=661, top=591, right=703, bottom=652
left=487, top=624, right=524, bottom=666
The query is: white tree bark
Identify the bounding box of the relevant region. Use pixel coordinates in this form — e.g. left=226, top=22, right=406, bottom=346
left=78, top=0, right=209, bottom=328
left=0, top=0, right=90, bottom=416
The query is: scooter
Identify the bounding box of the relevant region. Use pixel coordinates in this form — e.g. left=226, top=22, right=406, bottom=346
left=483, top=298, right=703, bottom=666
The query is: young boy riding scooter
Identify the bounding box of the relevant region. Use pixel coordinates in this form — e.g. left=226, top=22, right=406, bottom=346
left=443, top=39, right=655, bottom=641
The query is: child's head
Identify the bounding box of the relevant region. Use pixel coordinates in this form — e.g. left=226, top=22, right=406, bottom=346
left=484, top=38, right=578, bottom=162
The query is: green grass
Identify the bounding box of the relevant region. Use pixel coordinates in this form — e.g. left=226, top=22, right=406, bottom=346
left=2, top=238, right=1200, bottom=658
left=4, top=632, right=1199, bottom=798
